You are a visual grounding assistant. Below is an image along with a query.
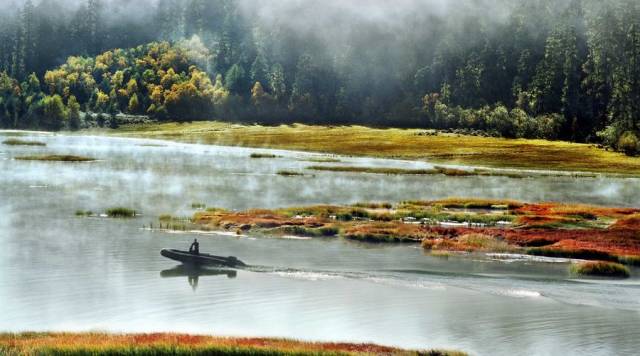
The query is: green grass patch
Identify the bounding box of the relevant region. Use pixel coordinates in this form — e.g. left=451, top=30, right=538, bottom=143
left=75, top=210, right=94, bottom=217
left=570, top=261, right=630, bottom=278
left=191, top=202, right=206, bottom=209
left=2, top=138, right=46, bottom=146
left=15, top=154, right=95, bottom=162
left=106, top=207, right=137, bottom=218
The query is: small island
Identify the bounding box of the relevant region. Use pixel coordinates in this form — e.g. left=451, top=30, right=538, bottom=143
left=2, top=138, right=46, bottom=146
left=15, top=154, right=96, bottom=162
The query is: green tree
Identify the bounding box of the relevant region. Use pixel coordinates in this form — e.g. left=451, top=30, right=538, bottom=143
left=128, top=93, right=139, bottom=113
left=67, top=95, right=81, bottom=130
left=41, top=94, right=67, bottom=130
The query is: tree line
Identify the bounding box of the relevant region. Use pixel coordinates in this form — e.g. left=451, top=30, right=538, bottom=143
left=1, top=0, right=639, bottom=154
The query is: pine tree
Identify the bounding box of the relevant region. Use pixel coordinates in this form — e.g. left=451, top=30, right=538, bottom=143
left=269, top=63, right=286, bottom=101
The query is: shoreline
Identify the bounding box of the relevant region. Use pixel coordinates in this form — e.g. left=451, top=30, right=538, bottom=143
left=0, top=332, right=465, bottom=355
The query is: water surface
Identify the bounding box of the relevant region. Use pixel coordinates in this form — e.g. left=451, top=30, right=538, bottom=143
left=1, top=132, right=639, bottom=355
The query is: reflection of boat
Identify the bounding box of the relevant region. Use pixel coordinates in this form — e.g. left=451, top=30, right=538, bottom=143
left=160, top=248, right=246, bottom=267
left=160, top=265, right=237, bottom=291
left=160, top=265, right=237, bottom=279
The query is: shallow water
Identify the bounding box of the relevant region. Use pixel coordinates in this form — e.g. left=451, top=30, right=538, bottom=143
left=1, top=132, right=639, bottom=355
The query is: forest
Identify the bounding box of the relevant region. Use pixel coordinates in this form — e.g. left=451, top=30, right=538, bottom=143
left=0, top=0, right=639, bottom=154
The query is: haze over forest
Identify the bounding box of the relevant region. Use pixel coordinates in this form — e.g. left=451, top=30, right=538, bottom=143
left=1, top=0, right=640, bottom=153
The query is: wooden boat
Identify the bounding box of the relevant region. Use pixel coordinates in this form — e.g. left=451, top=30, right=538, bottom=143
left=160, top=248, right=246, bottom=267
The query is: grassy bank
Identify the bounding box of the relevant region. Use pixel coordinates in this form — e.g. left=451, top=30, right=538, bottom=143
left=102, top=122, right=640, bottom=176
left=0, top=332, right=464, bottom=356
left=184, top=199, right=640, bottom=268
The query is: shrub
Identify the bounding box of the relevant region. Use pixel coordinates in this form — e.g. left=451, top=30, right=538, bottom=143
left=617, top=131, right=639, bottom=156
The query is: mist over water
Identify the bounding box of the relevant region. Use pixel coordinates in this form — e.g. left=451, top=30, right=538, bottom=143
left=1, top=132, right=639, bottom=355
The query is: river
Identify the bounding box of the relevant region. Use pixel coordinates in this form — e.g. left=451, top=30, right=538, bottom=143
left=1, top=132, right=639, bottom=355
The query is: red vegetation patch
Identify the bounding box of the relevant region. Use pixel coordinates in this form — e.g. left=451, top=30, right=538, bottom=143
left=611, top=214, right=640, bottom=230
left=515, top=202, right=639, bottom=219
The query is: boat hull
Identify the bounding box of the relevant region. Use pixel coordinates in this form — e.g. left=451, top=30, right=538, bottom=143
left=161, top=249, right=246, bottom=267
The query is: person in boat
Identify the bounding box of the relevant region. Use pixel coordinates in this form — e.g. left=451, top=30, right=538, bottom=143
left=189, top=238, right=200, bottom=255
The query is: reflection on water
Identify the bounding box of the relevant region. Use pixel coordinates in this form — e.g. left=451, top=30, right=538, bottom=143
left=161, top=265, right=237, bottom=291
left=1, top=132, right=639, bottom=356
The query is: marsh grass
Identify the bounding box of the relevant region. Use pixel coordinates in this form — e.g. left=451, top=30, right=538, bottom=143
left=282, top=226, right=339, bottom=237
left=191, top=202, right=206, bottom=209
left=250, top=153, right=278, bottom=158
left=75, top=210, right=94, bottom=217
left=407, top=198, right=524, bottom=210
left=526, top=247, right=617, bottom=261
left=302, top=157, right=342, bottom=163
left=307, top=165, right=439, bottom=175
left=456, top=234, right=516, bottom=253
left=2, top=138, right=46, bottom=146
left=109, top=121, right=640, bottom=176
left=352, top=202, right=393, bottom=209
left=0, top=332, right=465, bottom=356
left=570, top=261, right=630, bottom=278
left=106, top=207, right=137, bottom=218
left=617, top=255, right=640, bottom=266
left=307, top=165, right=540, bottom=178
left=277, top=170, right=305, bottom=176
left=15, top=154, right=95, bottom=162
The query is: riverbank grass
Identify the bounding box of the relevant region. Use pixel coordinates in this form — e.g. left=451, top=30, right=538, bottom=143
left=105, top=122, right=640, bottom=176
left=0, top=332, right=465, bottom=356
